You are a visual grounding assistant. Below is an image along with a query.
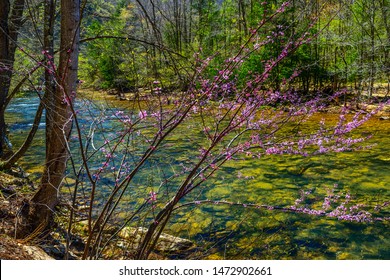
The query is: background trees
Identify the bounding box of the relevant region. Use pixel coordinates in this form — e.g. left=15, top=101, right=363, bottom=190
left=74, top=0, right=390, bottom=94
left=2, top=0, right=389, bottom=101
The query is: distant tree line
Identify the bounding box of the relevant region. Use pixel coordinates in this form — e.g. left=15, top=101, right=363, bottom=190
left=77, top=0, right=389, bottom=96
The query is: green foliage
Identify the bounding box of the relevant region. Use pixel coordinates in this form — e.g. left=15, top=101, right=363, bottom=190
left=77, top=0, right=389, bottom=93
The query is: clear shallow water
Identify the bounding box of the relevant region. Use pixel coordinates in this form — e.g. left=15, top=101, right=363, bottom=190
left=5, top=95, right=390, bottom=259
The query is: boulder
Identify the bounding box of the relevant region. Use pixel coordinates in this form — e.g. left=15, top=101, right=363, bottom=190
left=0, top=234, right=55, bottom=260
left=22, top=245, right=55, bottom=260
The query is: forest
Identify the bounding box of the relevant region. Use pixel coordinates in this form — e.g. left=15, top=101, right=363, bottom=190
left=0, top=0, right=389, bottom=260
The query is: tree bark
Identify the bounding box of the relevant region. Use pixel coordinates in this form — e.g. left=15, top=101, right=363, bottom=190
left=43, top=0, right=56, bottom=158
left=27, top=0, right=80, bottom=234
left=0, top=0, right=11, bottom=158
left=380, top=0, right=390, bottom=94
left=0, top=0, right=26, bottom=159
left=8, top=0, right=25, bottom=65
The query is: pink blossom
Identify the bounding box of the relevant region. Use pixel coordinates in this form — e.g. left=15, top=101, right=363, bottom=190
left=149, top=191, right=157, bottom=202
left=138, top=110, right=148, bottom=119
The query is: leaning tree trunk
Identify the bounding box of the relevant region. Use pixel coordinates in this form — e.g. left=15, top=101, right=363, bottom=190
left=25, top=0, right=80, bottom=236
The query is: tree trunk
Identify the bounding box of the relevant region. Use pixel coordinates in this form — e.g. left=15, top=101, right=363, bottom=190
left=0, top=0, right=26, bottom=160
left=368, top=1, right=376, bottom=98
left=27, top=0, right=80, bottom=235
left=0, top=0, right=11, bottom=158
left=380, top=0, right=390, bottom=94
left=43, top=0, right=56, bottom=158
left=8, top=0, right=25, bottom=65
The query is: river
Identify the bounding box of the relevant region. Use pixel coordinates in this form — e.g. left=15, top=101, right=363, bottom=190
left=5, top=93, right=390, bottom=259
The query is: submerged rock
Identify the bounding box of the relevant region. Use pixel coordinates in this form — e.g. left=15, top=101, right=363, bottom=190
left=118, top=227, right=194, bottom=253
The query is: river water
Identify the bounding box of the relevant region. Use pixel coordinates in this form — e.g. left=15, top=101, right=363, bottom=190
left=5, top=94, right=390, bottom=259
